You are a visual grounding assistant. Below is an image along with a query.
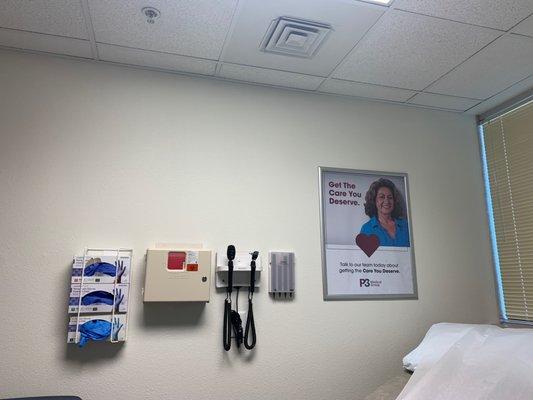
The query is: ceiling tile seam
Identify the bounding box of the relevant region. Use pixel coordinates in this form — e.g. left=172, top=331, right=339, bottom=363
left=96, top=57, right=327, bottom=93
left=421, top=91, right=484, bottom=101
left=214, top=62, right=223, bottom=76
left=314, top=6, right=393, bottom=92
left=218, top=61, right=327, bottom=79
left=402, top=90, right=485, bottom=105
left=95, top=56, right=325, bottom=94
left=407, top=104, right=474, bottom=112
left=390, top=8, right=507, bottom=32
left=512, top=32, right=533, bottom=40
left=0, top=43, right=320, bottom=89
left=404, top=92, right=419, bottom=103
left=317, top=6, right=510, bottom=94
left=319, top=78, right=482, bottom=103
left=97, top=65, right=480, bottom=113
left=315, top=90, right=465, bottom=113
left=0, top=44, right=94, bottom=61
left=0, top=45, right=465, bottom=114
left=317, top=89, right=416, bottom=106
left=0, top=45, right=211, bottom=79
left=7, top=44, right=300, bottom=93
left=420, top=10, right=533, bottom=101
left=216, top=0, right=245, bottom=76
left=418, top=31, right=507, bottom=96
left=80, top=0, right=98, bottom=60
left=460, top=100, right=486, bottom=114
left=507, top=10, right=533, bottom=32
left=404, top=92, right=483, bottom=106
left=405, top=103, right=473, bottom=112
left=213, top=74, right=321, bottom=91
left=0, top=26, right=89, bottom=42
left=318, top=84, right=421, bottom=105
left=461, top=100, right=485, bottom=113
left=509, top=32, right=533, bottom=40
left=399, top=91, right=426, bottom=104
left=318, top=77, right=481, bottom=106
left=213, top=71, right=464, bottom=113
left=98, top=59, right=216, bottom=78
left=462, top=72, right=533, bottom=114
left=95, top=41, right=220, bottom=63
left=329, top=77, right=421, bottom=92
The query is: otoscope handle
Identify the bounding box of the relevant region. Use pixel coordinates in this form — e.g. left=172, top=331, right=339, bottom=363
left=250, top=260, right=256, bottom=294
left=227, top=260, right=234, bottom=293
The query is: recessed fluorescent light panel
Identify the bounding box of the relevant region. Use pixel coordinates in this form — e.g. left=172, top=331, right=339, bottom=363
left=361, top=0, right=393, bottom=5
left=260, top=17, right=332, bottom=58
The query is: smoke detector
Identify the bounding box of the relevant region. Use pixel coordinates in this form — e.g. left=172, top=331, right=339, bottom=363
left=260, top=17, right=332, bottom=58
left=142, top=7, right=160, bottom=24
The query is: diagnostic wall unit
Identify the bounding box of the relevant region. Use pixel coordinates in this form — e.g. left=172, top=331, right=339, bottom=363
left=215, top=250, right=262, bottom=288
left=143, top=249, right=212, bottom=302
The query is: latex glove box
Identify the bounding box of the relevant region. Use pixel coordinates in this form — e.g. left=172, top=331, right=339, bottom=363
left=143, top=249, right=212, bottom=302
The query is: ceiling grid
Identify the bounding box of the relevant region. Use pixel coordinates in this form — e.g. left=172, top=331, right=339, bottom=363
left=0, top=0, right=531, bottom=115
left=315, top=3, right=392, bottom=93
left=80, top=0, right=99, bottom=60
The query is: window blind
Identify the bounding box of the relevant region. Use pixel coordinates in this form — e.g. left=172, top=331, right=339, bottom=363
left=482, top=100, right=533, bottom=323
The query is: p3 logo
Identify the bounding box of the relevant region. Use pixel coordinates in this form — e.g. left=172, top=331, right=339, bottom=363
left=359, top=278, right=370, bottom=287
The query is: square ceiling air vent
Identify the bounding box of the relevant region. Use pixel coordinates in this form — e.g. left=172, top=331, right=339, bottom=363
left=260, top=17, right=332, bottom=58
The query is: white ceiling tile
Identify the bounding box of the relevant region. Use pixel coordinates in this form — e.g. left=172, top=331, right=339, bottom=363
left=221, top=0, right=385, bottom=76
left=464, top=75, right=533, bottom=115
left=0, top=28, right=92, bottom=58
left=89, top=0, right=238, bottom=60
left=0, top=0, right=87, bottom=39
left=408, top=93, right=481, bottom=111
left=333, top=10, right=500, bottom=91
left=319, top=79, right=416, bottom=102
left=218, top=63, right=323, bottom=90
left=513, top=15, right=533, bottom=38
left=393, top=0, right=533, bottom=31
left=98, top=44, right=216, bottom=76
left=428, top=34, right=533, bottom=100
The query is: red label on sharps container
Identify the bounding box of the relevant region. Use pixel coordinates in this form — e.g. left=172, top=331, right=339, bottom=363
left=167, top=252, right=186, bottom=270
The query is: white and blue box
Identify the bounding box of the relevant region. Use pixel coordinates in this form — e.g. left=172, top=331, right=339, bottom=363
left=67, top=313, right=127, bottom=344
left=71, top=254, right=131, bottom=284
left=68, top=283, right=129, bottom=314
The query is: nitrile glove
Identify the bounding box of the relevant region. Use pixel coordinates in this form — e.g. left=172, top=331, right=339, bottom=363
left=83, top=262, right=117, bottom=277
left=81, top=290, right=115, bottom=306
left=78, top=320, right=111, bottom=347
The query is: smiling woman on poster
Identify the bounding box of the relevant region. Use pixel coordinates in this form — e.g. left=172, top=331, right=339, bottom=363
left=360, top=178, right=410, bottom=247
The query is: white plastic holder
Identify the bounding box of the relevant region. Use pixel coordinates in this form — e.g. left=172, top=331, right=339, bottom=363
left=215, top=251, right=262, bottom=288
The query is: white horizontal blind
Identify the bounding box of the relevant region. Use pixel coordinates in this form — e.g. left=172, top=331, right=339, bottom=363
left=482, top=101, right=533, bottom=322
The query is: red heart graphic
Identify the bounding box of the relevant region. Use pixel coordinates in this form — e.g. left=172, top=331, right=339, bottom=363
left=355, top=234, right=380, bottom=257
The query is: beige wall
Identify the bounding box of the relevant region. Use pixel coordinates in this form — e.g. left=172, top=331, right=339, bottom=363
left=0, top=50, right=497, bottom=400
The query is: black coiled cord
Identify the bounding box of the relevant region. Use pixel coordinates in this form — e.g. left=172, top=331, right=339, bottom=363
left=244, top=298, right=256, bottom=349
left=223, top=298, right=232, bottom=351
left=223, top=253, right=234, bottom=351
left=244, top=253, right=257, bottom=350
left=231, top=310, right=244, bottom=347
left=223, top=248, right=257, bottom=351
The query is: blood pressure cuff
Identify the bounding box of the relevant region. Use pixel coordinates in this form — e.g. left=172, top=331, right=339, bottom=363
left=83, top=262, right=117, bottom=277
left=78, top=319, right=111, bottom=347
left=81, top=290, right=115, bottom=306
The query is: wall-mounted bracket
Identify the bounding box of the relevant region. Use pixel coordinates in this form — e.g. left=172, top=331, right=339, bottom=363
left=215, top=251, right=262, bottom=288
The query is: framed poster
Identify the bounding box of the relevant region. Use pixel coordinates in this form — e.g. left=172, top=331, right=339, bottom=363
left=319, top=167, right=417, bottom=300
